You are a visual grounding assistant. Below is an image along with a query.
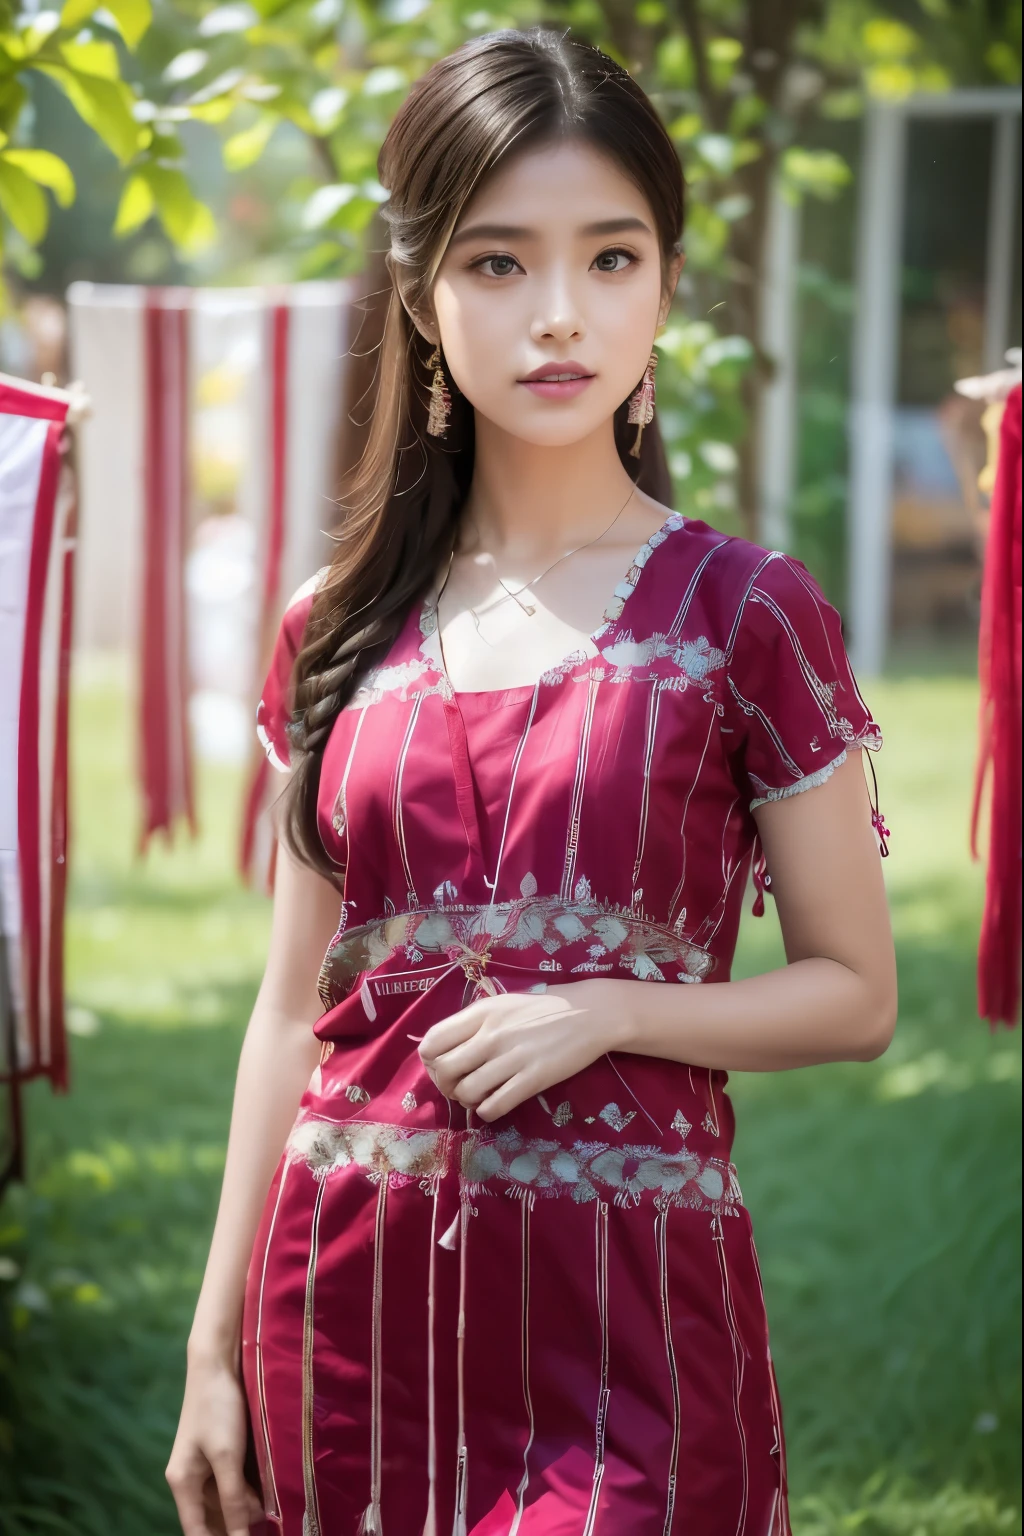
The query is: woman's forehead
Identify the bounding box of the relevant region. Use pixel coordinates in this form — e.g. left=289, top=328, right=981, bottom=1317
left=452, top=139, right=656, bottom=238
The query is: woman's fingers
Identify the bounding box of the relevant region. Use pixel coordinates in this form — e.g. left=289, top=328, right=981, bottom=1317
left=475, top=1071, right=534, bottom=1122
left=166, top=1456, right=217, bottom=1536
left=427, top=1030, right=502, bottom=1097
left=209, top=1455, right=265, bottom=1536
left=418, top=1004, right=483, bottom=1066
left=447, top=1051, right=518, bottom=1109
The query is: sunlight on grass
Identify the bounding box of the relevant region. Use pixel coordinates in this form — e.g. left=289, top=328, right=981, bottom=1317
left=0, top=660, right=1020, bottom=1535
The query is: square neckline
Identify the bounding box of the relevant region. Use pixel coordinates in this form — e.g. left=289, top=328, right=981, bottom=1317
left=417, top=509, right=687, bottom=699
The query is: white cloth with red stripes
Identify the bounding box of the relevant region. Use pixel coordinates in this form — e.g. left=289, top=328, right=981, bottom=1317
left=0, top=373, right=74, bottom=1088
left=66, top=281, right=356, bottom=879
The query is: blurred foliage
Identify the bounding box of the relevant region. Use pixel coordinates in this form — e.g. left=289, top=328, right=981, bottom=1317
left=2, top=0, right=1020, bottom=530
left=0, top=655, right=1020, bottom=1531
left=0, top=0, right=216, bottom=301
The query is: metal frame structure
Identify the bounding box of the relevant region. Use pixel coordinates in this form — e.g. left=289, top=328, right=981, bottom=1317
left=848, top=89, right=1022, bottom=675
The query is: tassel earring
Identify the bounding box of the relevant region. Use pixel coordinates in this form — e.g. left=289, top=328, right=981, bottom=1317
left=627, top=351, right=658, bottom=458
left=426, top=346, right=451, bottom=437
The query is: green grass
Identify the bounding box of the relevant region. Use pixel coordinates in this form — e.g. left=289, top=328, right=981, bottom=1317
left=0, top=657, right=1020, bottom=1534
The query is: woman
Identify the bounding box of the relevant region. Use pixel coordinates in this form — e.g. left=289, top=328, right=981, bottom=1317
left=168, top=29, right=896, bottom=1536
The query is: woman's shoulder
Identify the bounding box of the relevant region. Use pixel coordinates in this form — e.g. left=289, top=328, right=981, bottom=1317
left=278, top=564, right=331, bottom=642
left=641, top=513, right=821, bottom=630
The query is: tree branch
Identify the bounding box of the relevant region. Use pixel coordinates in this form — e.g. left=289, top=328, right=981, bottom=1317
left=676, top=0, right=724, bottom=130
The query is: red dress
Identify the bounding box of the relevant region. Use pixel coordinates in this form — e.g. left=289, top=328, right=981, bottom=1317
left=241, top=513, right=882, bottom=1535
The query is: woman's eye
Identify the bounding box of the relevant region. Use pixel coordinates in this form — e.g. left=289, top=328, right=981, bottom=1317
left=592, top=249, right=633, bottom=273
left=478, top=254, right=520, bottom=277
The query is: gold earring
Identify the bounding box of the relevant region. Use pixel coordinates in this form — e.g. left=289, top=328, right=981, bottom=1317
left=627, top=351, right=658, bottom=458
left=426, top=346, right=451, bottom=437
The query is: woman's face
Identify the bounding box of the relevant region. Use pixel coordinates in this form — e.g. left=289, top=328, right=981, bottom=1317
left=429, top=138, right=679, bottom=448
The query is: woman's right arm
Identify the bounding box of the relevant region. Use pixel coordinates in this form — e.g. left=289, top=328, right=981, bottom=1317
left=166, top=837, right=342, bottom=1536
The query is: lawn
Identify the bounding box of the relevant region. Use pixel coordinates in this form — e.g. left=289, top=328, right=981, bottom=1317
left=0, top=653, right=1020, bottom=1535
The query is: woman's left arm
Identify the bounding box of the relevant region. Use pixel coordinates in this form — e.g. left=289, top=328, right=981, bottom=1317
left=612, top=749, right=897, bottom=1072
left=420, top=752, right=897, bottom=1120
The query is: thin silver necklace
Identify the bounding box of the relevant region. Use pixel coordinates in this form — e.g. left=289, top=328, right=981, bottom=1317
left=439, top=483, right=637, bottom=629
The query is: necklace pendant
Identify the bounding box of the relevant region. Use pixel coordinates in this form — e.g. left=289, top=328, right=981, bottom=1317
left=521, top=601, right=537, bottom=617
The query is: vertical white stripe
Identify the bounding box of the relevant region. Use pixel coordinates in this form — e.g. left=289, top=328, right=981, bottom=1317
left=582, top=1200, right=610, bottom=1536
left=362, top=1175, right=389, bottom=1533
left=301, top=1180, right=326, bottom=1536
left=423, top=1186, right=440, bottom=1536
left=560, top=678, right=599, bottom=901
left=486, top=684, right=539, bottom=901
left=655, top=1209, right=681, bottom=1535
left=668, top=540, right=730, bottom=640
left=630, top=683, right=663, bottom=903
left=393, top=693, right=424, bottom=906
left=508, top=1191, right=536, bottom=1535
left=255, top=1160, right=290, bottom=1519
left=704, top=1068, right=720, bottom=1137
left=667, top=707, right=718, bottom=928
left=713, top=1217, right=749, bottom=1536
left=333, top=701, right=369, bottom=861
left=452, top=1191, right=471, bottom=1536
left=747, top=1230, right=790, bottom=1535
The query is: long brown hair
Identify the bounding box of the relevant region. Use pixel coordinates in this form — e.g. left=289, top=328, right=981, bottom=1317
left=280, top=28, right=685, bottom=883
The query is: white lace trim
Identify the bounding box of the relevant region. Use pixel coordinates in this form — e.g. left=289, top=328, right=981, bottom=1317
left=747, top=741, right=880, bottom=811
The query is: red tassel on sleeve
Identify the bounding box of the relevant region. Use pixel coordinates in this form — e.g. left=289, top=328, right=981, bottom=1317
left=971, top=383, right=1022, bottom=1028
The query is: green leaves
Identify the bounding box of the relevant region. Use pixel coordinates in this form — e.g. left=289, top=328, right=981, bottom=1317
left=0, top=0, right=159, bottom=263
left=114, top=164, right=216, bottom=251
left=222, top=114, right=276, bottom=169
left=781, top=147, right=852, bottom=203
left=2, top=148, right=75, bottom=206
left=0, top=157, right=48, bottom=243
left=34, top=64, right=142, bottom=165
left=0, top=147, right=75, bottom=242
left=113, top=172, right=155, bottom=235
left=59, top=0, right=153, bottom=49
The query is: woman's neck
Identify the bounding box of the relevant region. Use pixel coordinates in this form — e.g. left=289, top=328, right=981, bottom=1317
left=464, top=413, right=638, bottom=559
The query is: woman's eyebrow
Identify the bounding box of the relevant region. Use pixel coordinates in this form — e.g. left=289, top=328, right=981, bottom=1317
left=449, top=214, right=653, bottom=246
left=449, top=222, right=532, bottom=246
left=580, top=216, right=652, bottom=237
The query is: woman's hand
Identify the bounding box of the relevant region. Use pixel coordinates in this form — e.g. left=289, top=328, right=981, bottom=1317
left=418, top=980, right=624, bottom=1121
left=166, top=1352, right=265, bottom=1536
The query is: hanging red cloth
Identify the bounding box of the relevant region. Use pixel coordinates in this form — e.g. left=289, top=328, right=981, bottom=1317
left=239, top=301, right=291, bottom=892
left=971, top=383, right=1022, bottom=1027
left=139, top=289, right=196, bottom=852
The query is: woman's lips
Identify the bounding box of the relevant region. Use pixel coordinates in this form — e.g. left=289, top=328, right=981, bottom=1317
left=518, top=366, right=596, bottom=401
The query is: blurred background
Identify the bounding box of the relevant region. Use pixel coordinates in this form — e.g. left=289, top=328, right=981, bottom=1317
left=0, top=0, right=1021, bottom=1531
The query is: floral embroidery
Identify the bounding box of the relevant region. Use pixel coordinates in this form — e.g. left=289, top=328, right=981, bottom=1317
left=671, top=1109, right=692, bottom=1138
left=317, top=893, right=716, bottom=1012
left=288, top=1117, right=448, bottom=1185
left=600, top=631, right=726, bottom=683
left=348, top=657, right=436, bottom=708
left=286, top=1117, right=742, bottom=1213
left=462, top=1127, right=741, bottom=1210
left=598, top=1103, right=636, bottom=1133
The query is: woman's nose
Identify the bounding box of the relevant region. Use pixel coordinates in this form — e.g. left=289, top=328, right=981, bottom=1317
left=529, top=273, right=586, bottom=345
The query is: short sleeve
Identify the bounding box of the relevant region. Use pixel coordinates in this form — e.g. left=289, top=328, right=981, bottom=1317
left=726, top=553, right=882, bottom=812
left=255, top=572, right=322, bottom=773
